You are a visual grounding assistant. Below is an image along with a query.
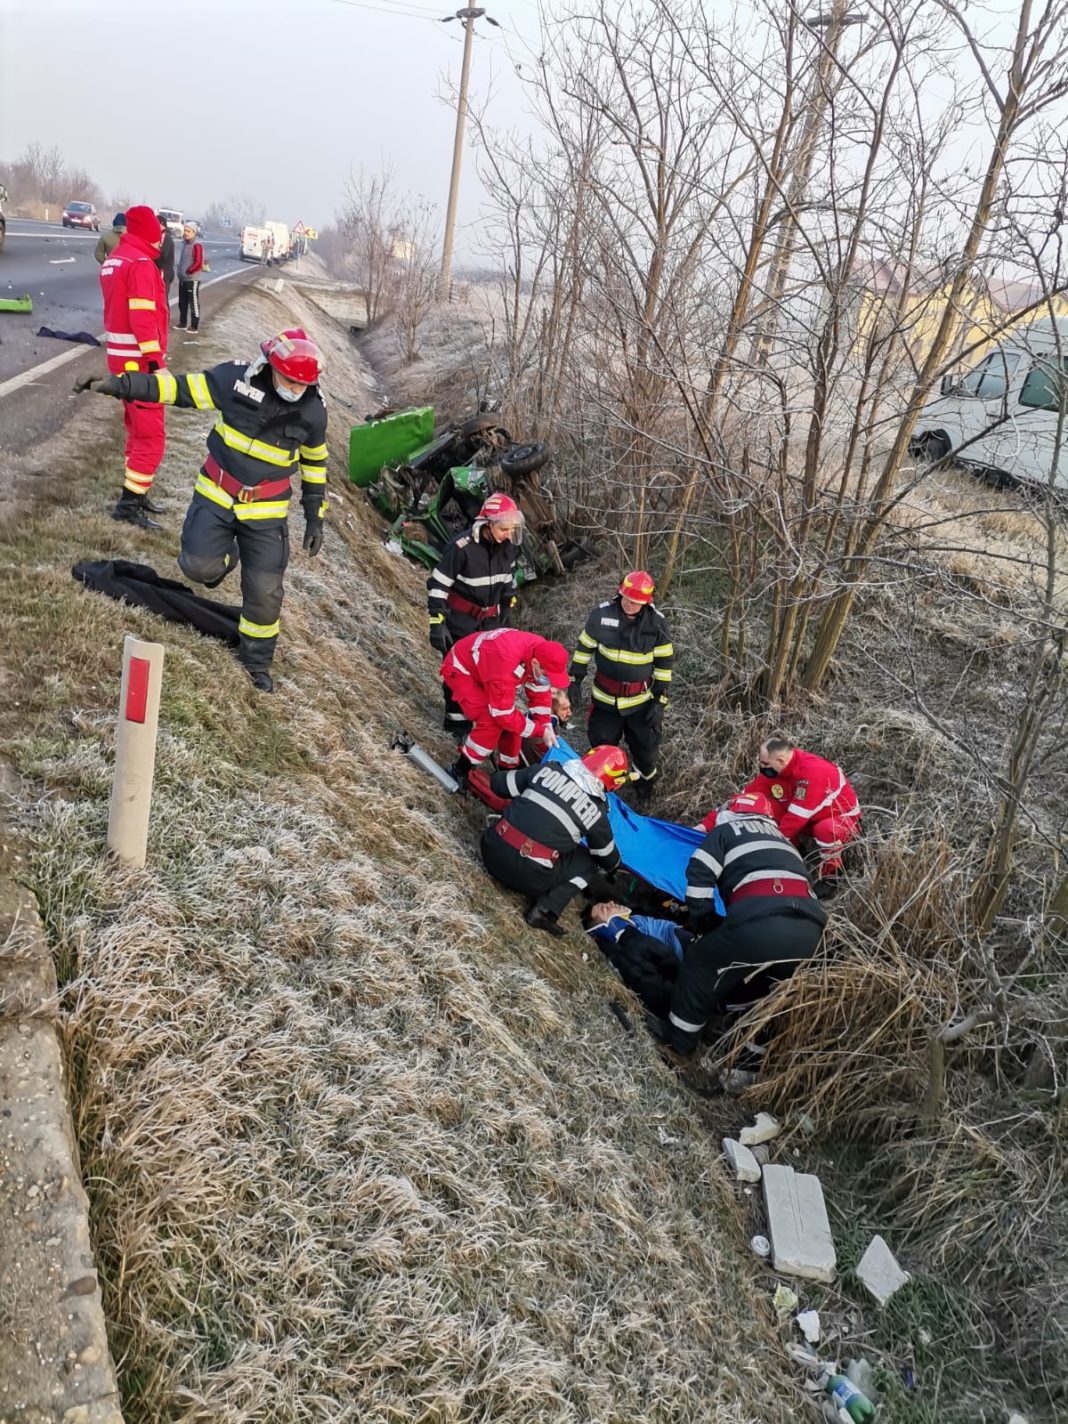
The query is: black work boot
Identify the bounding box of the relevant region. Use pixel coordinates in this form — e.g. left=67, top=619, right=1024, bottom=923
left=644, top=1012, right=697, bottom=1057
left=112, top=490, right=162, bottom=531
left=245, top=666, right=274, bottom=694
left=447, top=757, right=472, bottom=791
left=525, top=903, right=566, bottom=938
left=142, top=495, right=167, bottom=515
left=813, top=874, right=842, bottom=902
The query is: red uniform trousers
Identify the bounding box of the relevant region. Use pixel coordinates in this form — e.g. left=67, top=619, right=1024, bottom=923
left=807, top=810, right=860, bottom=876
left=106, top=354, right=165, bottom=495
left=442, top=676, right=524, bottom=768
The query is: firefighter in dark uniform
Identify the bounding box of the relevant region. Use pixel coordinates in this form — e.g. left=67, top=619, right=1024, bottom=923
left=428, top=492, right=523, bottom=732
left=76, top=328, right=328, bottom=693
left=568, top=570, right=673, bottom=796
left=651, top=791, right=828, bottom=1055
left=481, top=746, right=629, bottom=936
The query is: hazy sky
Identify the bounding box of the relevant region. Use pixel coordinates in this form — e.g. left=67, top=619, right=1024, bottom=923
left=0, top=0, right=543, bottom=251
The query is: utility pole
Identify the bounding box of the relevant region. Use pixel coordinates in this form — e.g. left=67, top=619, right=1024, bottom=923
left=438, top=5, right=497, bottom=302
left=748, top=1, right=866, bottom=367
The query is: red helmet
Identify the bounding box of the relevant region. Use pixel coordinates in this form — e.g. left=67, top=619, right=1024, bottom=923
left=726, top=792, right=774, bottom=817
left=261, top=328, right=321, bottom=385
left=479, top=491, right=524, bottom=536
left=619, top=570, right=655, bottom=605
left=582, top=744, right=630, bottom=791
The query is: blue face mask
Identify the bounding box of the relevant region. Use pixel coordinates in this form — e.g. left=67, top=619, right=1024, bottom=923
left=275, top=383, right=303, bottom=403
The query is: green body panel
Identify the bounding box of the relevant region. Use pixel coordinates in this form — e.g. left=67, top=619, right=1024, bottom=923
left=448, top=465, right=488, bottom=495
left=0, top=294, right=33, bottom=313
left=348, top=406, right=435, bottom=487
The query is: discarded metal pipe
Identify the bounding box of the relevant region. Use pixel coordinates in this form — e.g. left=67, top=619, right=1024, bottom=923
left=392, top=729, right=460, bottom=794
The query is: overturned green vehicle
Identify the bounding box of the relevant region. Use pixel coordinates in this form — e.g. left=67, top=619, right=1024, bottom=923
left=348, top=405, right=592, bottom=584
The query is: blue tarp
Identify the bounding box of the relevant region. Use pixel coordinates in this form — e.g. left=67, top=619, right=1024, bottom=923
left=544, top=739, right=721, bottom=909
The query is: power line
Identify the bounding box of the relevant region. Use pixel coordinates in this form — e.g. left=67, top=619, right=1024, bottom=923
left=328, top=0, right=441, bottom=20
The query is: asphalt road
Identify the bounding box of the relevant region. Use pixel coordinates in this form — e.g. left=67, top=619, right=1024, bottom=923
left=0, top=220, right=247, bottom=384
left=0, top=222, right=259, bottom=458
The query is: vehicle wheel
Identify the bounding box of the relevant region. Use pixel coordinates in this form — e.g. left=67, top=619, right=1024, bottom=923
left=457, top=413, right=506, bottom=438
left=912, top=431, right=950, bottom=464
left=499, top=441, right=552, bottom=478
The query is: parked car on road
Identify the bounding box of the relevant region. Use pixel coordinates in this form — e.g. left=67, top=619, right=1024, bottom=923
left=239, top=225, right=271, bottom=262
left=910, top=316, right=1068, bottom=491
left=62, top=200, right=99, bottom=231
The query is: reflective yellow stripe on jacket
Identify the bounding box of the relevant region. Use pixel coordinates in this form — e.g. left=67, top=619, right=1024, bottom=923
left=594, top=643, right=655, bottom=667
left=187, top=373, right=216, bottom=410
left=299, top=440, right=328, bottom=484
left=154, top=371, right=179, bottom=404
left=652, top=642, right=674, bottom=682
left=571, top=629, right=598, bottom=666
left=214, top=417, right=297, bottom=467
left=591, top=685, right=653, bottom=711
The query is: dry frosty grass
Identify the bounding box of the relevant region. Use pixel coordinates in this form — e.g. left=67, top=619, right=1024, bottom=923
left=0, top=281, right=794, bottom=1423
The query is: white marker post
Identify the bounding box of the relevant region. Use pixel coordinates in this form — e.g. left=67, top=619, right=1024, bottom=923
left=106, top=635, right=165, bottom=867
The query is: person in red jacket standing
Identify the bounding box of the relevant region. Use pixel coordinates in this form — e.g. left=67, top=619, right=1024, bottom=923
left=176, top=222, right=206, bottom=333
left=699, top=735, right=861, bottom=894
left=99, top=205, right=169, bottom=530
left=441, top=627, right=571, bottom=786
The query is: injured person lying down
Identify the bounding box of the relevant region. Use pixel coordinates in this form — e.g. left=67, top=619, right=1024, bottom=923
left=471, top=742, right=829, bottom=1052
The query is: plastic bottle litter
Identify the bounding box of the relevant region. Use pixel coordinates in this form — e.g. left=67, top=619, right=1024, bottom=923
left=845, top=1358, right=875, bottom=1395
left=819, top=1369, right=876, bottom=1423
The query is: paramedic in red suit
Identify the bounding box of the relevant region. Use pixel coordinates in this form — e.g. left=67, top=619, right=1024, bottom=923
left=99, top=205, right=169, bottom=530
left=700, top=734, right=861, bottom=886
left=441, top=628, right=571, bottom=785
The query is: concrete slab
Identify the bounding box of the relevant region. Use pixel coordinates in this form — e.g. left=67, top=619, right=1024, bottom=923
left=856, top=1233, right=910, bottom=1305
left=722, top=1137, right=762, bottom=1183
left=762, top=1163, right=837, bottom=1283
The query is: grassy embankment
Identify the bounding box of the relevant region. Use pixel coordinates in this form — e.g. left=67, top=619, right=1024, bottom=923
left=364, top=297, right=1068, bottom=1423
left=0, top=280, right=796, bottom=1422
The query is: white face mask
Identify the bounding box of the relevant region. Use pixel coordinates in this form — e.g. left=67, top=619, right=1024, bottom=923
left=274, top=382, right=303, bottom=403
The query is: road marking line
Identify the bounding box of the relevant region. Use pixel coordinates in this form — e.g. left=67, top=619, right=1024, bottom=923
left=0, top=265, right=250, bottom=401
left=49, top=258, right=77, bottom=264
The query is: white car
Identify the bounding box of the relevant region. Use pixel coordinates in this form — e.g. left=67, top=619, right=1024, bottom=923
left=157, top=208, right=184, bottom=238
left=910, top=316, right=1068, bottom=489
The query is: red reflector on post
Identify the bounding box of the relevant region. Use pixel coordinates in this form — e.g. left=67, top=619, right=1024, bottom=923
left=125, top=656, right=150, bottom=723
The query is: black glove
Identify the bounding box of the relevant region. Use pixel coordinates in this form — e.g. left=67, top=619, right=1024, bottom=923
left=73, top=373, right=124, bottom=398
left=502, top=594, right=518, bottom=626
left=567, top=679, right=584, bottom=709
left=650, top=696, right=668, bottom=730
left=303, top=511, right=324, bottom=557
left=429, top=618, right=453, bottom=655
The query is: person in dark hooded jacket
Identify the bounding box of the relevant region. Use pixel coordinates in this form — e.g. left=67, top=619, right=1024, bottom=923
left=94, top=212, right=126, bottom=264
